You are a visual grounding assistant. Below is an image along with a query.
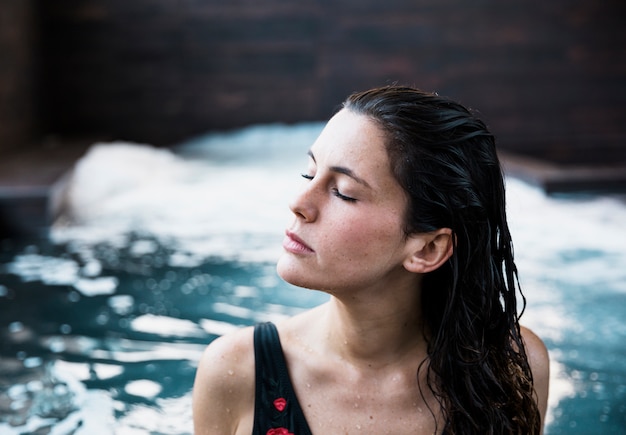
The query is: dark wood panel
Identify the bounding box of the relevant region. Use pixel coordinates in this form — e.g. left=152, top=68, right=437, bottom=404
left=1, top=0, right=624, bottom=165
left=0, top=0, right=37, bottom=153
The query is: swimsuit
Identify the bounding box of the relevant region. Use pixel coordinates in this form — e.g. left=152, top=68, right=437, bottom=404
left=253, top=322, right=313, bottom=435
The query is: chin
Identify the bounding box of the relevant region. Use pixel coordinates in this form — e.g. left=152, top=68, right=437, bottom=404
left=276, top=257, right=298, bottom=284
left=276, top=256, right=313, bottom=289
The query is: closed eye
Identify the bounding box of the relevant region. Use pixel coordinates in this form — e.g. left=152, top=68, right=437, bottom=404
left=332, top=188, right=356, bottom=202
left=301, top=173, right=357, bottom=202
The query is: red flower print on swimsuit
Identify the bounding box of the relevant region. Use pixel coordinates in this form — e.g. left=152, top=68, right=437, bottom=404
left=266, top=428, right=293, bottom=435
left=273, top=397, right=287, bottom=412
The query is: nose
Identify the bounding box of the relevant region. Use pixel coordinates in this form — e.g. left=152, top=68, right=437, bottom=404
left=288, top=181, right=319, bottom=223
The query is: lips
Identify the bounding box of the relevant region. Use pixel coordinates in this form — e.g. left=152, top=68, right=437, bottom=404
left=282, top=230, right=314, bottom=254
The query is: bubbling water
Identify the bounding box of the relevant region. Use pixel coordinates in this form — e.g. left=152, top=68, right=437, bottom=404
left=1, top=122, right=625, bottom=434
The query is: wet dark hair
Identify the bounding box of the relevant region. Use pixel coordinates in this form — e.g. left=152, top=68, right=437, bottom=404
left=344, top=85, right=541, bottom=434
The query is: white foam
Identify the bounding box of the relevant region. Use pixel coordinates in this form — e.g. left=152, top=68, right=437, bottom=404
left=199, top=318, right=241, bottom=336
left=130, top=314, right=206, bottom=338
left=116, top=395, right=192, bottom=435
left=74, top=276, right=118, bottom=296
left=0, top=360, right=116, bottom=435
left=50, top=124, right=324, bottom=263
left=124, top=380, right=162, bottom=399
left=6, top=254, right=79, bottom=285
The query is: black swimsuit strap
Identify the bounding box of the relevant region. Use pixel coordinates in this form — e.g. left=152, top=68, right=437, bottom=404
left=253, top=322, right=313, bottom=435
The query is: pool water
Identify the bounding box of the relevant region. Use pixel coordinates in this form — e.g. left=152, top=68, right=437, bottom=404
left=1, top=123, right=625, bottom=434
left=0, top=235, right=327, bottom=434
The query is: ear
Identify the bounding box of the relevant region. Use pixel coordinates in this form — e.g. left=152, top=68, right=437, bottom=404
left=403, top=228, right=453, bottom=274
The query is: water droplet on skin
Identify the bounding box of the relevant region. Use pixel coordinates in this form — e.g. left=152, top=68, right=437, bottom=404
left=306, top=383, right=311, bottom=388
left=227, top=369, right=234, bottom=375
left=356, top=424, right=361, bottom=430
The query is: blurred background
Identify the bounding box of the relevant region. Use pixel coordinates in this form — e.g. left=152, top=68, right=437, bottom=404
left=1, top=0, right=625, bottom=161
left=0, top=1, right=625, bottom=434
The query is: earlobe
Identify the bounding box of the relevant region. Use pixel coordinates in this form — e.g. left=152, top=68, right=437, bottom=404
left=403, top=228, right=453, bottom=274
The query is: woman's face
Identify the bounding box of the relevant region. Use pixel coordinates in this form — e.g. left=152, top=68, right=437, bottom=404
left=277, top=109, right=417, bottom=294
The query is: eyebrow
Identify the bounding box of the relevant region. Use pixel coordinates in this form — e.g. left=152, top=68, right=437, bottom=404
left=308, top=150, right=372, bottom=189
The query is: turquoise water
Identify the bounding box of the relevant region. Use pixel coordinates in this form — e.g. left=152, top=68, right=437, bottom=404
left=1, top=124, right=625, bottom=434
left=0, top=236, right=327, bottom=434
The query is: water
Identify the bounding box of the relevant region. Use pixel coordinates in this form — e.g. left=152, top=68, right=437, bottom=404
left=1, top=123, right=625, bottom=434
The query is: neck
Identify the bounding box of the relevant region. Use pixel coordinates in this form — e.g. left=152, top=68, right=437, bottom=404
left=320, top=277, right=427, bottom=368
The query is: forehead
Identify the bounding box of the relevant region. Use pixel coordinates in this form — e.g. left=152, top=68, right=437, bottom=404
left=309, top=109, right=401, bottom=194
left=310, top=110, right=388, bottom=167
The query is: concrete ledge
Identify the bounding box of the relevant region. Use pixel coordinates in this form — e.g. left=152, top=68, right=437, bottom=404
left=0, top=190, right=49, bottom=237
left=500, top=152, right=626, bottom=195
left=0, top=139, right=94, bottom=237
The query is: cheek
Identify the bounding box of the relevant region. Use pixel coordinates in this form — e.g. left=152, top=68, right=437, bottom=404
left=328, top=215, right=402, bottom=257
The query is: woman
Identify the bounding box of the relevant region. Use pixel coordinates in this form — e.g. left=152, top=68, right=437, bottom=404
left=193, top=85, right=549, bottom=434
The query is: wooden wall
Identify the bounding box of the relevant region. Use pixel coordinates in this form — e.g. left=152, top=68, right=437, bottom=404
left=3, top=0, right=626, bottom=165
left=0, top=0, right=37, bottom=154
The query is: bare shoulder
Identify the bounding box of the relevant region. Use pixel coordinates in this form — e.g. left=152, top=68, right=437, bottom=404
left=192, top=327, right=256, bottom=435
left=520, top=326, right=550, bottom=429
left=520, top=326, right=549, bottom=380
